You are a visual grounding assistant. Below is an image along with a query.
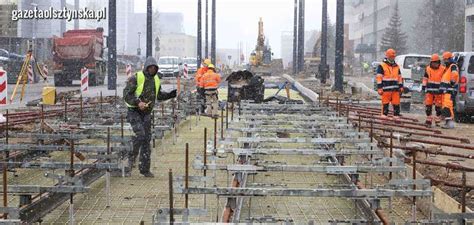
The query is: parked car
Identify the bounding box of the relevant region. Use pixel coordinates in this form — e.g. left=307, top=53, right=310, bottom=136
left=158, top=56, right=181, bottom=77
left=452, top=52, right=474, bottom=122
left=395, top=54, right=431, bottom=92
left=182, top=57, right=197, bottom=75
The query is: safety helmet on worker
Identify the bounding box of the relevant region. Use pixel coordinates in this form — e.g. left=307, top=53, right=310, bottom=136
left=442, top=52, right=453, bottom=60
left=431, top=54, right=440, bottom=62
left=385, top=49, right=396, bottom=59
left=207, top=64, right=216, bottom=70
left=203, top=59, right=212, bottom=66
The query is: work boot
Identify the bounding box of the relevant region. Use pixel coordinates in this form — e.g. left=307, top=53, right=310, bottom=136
left=434, top=116, right=441, bottom=126
left=441, top=120, right=455, bottom=129
left=425, top=116, right=432, bottom=127
left=140, top=171, right=155, bottom=178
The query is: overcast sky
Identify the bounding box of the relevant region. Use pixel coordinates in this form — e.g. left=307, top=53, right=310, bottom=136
left=134, top=0, right=337, bottom=58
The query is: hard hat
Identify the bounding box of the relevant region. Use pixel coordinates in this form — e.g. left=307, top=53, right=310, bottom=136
left=442, top=51, right=453, bottom=60
left=430, top=54, right=440, bottom=62
left=204, top=59, right=212, bottom=65
left=385, top=49, right=396, bottom=58
left=207, top=64, right=215, bottom=69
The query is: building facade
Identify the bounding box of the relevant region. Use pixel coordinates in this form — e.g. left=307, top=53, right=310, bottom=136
left=345, top=0, right=424, bottom=62
left=0, top=0, right=18, bottom=37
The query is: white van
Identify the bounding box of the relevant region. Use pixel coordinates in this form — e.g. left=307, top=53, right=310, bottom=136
left=395, top=54, right=431, bottom=81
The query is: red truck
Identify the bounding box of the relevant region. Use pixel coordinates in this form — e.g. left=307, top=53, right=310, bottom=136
left=52, top=28, right=106, bottom=86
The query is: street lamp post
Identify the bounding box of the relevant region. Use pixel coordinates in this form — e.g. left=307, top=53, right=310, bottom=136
left=137, top=32, right=141, bottom=56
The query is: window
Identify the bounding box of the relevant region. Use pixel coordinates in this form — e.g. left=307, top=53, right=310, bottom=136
left=467, top=56, right=474, bottom=74
left=403, top=56, right=430, bottom=69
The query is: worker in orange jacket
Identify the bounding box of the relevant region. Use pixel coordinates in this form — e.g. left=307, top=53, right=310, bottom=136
left=201, top=64, right=221, bottom=117
left=422, top=54, right=445, bottom=127
left=195, top=59, right=211, bottom=113
left=440, top=52, right=459, bottom=129
left=376, top=49, right=404, bottom=118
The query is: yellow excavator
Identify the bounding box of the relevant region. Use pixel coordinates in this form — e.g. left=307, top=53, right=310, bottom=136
left=249, top=18, right=273, bottom=76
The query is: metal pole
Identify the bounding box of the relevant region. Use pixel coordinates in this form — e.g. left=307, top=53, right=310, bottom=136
left=197, top=0, right=202, bottom=68
left=106, top=128, right=111, bottom=207
left=389, top=129, right=393, bottom=180
left=146, top=0, right=152, bottom=57
left=300, top=0, right=305, bottom=72
left=108, top=0, right=117, bottom=90
left=297, top=0, right=304, bottom=73
left=213, top=117, right=217, bottom=155
left=292, top=0, right=298, bottom=75
left=220, top=107, right=224, bottom=139
left=211, top=0, right=216, bottom=63
left=185, top=143, right=189, bottom=209
left=74, top=0, right=79, bottom=29
left=69, top=140, right=75, bottom=225
left=169, top=169, right=174, bottom=224
left=2, top=110, right=8, bottom=219
left=462, top=171, right=467, bottom=213
left=320, top=0, right=328, bottom=83
left=334, top=0, right=344, bottom=92
left=205, top=0, right=209, bottom=58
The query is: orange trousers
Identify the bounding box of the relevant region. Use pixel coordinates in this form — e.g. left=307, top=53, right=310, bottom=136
left=424, top=93, right=442, bottom=106
left=442, top=93, right=454, bottom=119
left=381, top=91, right=400, bottom=105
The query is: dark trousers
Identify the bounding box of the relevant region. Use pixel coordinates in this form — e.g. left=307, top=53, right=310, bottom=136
left=197, top=87, right=206, bottom=113
left=127, top=109, right=152, bottom=173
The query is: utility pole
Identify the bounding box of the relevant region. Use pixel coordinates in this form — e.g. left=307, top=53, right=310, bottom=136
left=205, top=0, right=209, bottom=58
left=60, top=0, right=66, bottom=35
left=74, top=0, right=79, bottom=29
left=297, top=0, right=305, bottom=73
left=107, top=0, right=117, bottom=90
left=292, top=0, right=298, bottom=75
left=373, top=0, right=378, bottom=60
left=211, top=0, right=216, bottom=64
left=146, top=0, right=152, bottom=57
left=319, top=0, right=328, bottom=84
left=197, top=0, right=202, bottom=68
left=334, top=0, right=344, bottom=92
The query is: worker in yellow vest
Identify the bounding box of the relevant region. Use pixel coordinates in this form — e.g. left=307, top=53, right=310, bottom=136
left=123, top=56, right=176, bottom=177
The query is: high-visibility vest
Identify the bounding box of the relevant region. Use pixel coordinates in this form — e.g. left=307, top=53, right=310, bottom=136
left=440, top=64, right=459, bottom=94
left=423, top=65, right=445, bottom=93
left=195, top=67, right=208, bottom=88
left=125, top=71, right=161, bottom=108
left=376, top=62, right=403, bottom=91
left=202, top=71, right=221, bottom=89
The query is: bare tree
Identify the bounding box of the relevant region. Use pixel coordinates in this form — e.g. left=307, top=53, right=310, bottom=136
left=412, top=0, right=465, bottom=54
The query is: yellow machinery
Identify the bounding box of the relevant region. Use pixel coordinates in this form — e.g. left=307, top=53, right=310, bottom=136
left=249, top=18, right=272, bottom=75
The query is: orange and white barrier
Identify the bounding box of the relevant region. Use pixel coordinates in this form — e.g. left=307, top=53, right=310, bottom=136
left=0, top=67, right=7, bottom=105
left=27, top=64, right=34, bottom=83
left=80, top=67, right=89, bottom=93
left=183, top=64, right=188, bottom=79
left=126, top=64, right=132, bottom=77
left=43, top=65, right=48, bottom=77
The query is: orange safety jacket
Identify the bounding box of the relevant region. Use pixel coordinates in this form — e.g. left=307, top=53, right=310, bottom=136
left=440, top=64, right=459, bottom=94
left=201, top=70, right=221, bottom=89
left=376, top=60, right=403, bottom=92
left=423, top=65, right=445, bottom=93
left=195, top=67, right=208, bottom=88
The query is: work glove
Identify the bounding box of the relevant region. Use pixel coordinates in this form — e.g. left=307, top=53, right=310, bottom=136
left=421, top=86, right=426, bottom=92
left=377, top=89, right=383, bottom=95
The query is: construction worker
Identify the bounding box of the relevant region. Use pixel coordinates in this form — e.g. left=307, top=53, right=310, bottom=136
left=195, top=59, right=211, bottom=113
left=422, top=54, right=445, bottom=127
left=376, top=49, right=404, bottom=118
left=123, top=56, right=177, bottom=177
left=440, top=51, right=459, bottom=129
left=201, top=64, right=221, bottom=117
